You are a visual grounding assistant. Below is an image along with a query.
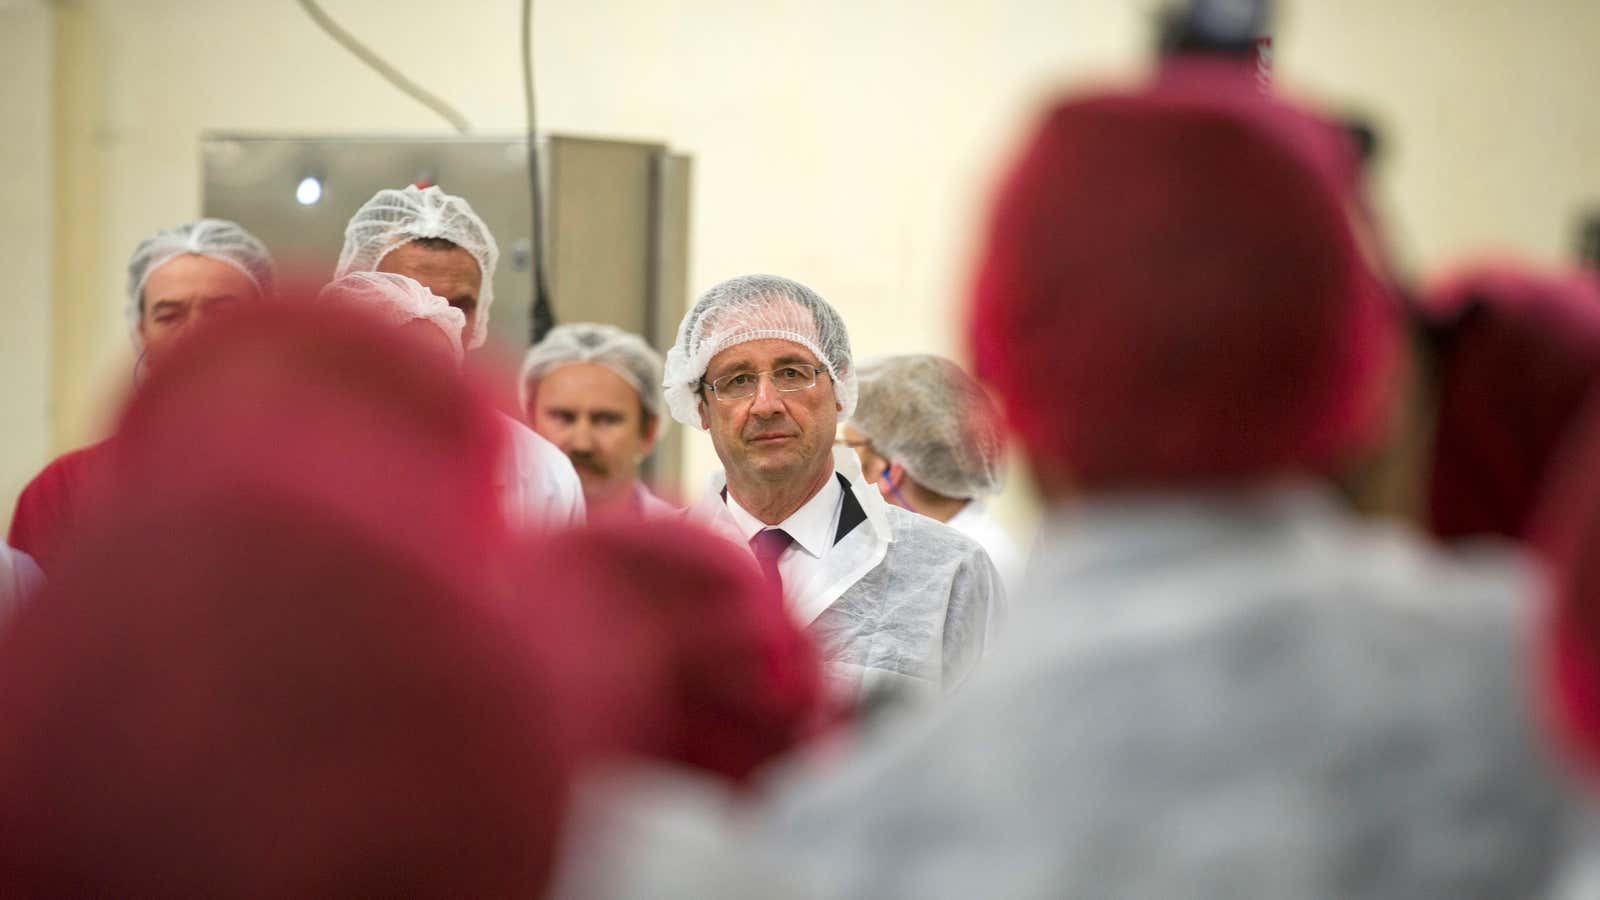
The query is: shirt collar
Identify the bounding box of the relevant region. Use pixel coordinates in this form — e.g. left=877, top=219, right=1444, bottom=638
left=723, top=469, right=842, bottom=560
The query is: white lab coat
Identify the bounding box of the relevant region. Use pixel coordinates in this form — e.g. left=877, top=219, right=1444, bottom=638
left=685, top=447, right=1003, bottom=703
left=561, top=481, right=1577, bottom=900
left=497, top=413, right=586, bottom=529
left=944, top=500, right=1024, bottom=604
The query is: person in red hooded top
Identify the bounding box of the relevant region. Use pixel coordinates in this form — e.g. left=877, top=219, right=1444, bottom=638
left=0, top=301, right=578, bottom=898
left=6, top=219, right=275, bottom=575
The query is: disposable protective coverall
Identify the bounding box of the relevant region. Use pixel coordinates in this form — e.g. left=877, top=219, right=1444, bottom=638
left=945, top=500, right=1023, bottom=602
left=686, top=447, right=1002, bottom=703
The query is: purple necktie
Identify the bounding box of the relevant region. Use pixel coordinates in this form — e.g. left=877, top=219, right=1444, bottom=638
left=749, top=528, right=793, bottom=596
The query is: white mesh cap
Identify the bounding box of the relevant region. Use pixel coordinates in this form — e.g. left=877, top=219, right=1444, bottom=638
left=317, top=272, right=466, bottom=363
left=663, top=274, right=856, bottom=429
left=519, top=322, right=665, bottom=420
left=125, top=219, right=276, bottom=347
left=334, top=185, right=499, bottom=350
left=850, top=354, right=1006, bottom=499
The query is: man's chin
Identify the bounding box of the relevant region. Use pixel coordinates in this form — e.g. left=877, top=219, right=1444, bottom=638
left=573, top=469, right=613, bottom=490
left=743, top=453, right=804, bottom=481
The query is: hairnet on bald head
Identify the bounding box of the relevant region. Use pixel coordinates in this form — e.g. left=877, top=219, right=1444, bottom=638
left=970, top=66, right=1400, bottom=489
left=851, top=355, right=1005, bottom=499
left=335, top=185, right=499, bottom=350
left=318, top=272, right=466, bottom=363
left=662, top=274, right=855, bottom=429
left=519, top=322, right=665, bottom=421
left=125, top=219, right=276, bottom=347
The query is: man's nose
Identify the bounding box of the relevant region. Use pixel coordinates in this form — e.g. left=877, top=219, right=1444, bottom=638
left=569, top=418, right=595, bottom=450
left=749, top=374, right=786, bottom=416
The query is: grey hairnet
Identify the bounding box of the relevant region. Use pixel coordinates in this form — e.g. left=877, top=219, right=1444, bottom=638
left=125, top=219, right=276, bottom=347
left=317, top=272, right=466, bottom=363
left=662, top=274, right=855, bottom=429
left=850, top=355, right=1005, bottom=498
left=335, top=185, right=499, bottom=350
left=519, top=322, right=665, bottom=420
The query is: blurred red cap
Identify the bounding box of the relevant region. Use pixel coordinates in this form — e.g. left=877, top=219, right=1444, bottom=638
left=969, top=64, right=1400, bottom=491
left=1423, top=262, right=1600, bottom=541
left=0, top=299, right=571, bottom=897
left=507, top=520, right=827, bottom=784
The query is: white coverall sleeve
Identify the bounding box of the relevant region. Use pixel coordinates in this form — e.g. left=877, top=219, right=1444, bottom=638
left=0, top=544, right=44, bottom=625
left=548, top=451, right=587, bottom=527
left=942, top=542, right=1005, bottom=690
left=497, top=414, right=586, bottom=529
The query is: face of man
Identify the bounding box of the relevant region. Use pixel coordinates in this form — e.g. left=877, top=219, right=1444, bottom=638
left=838, top=423, right=892, bottom=488
left=138, top=254, right=261, bottom=362
left=530, top=362, right=659, bottom=509
left=377, top=240, right=483, bottom=340
left=697, top=338, right=840, bottom=490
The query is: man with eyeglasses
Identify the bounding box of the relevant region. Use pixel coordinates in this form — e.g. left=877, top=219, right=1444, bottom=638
left=662, top=274, right=1003, bottom=709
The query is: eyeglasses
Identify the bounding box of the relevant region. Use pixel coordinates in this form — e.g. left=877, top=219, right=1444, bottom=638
left=702, top=364, right=824, bottom=402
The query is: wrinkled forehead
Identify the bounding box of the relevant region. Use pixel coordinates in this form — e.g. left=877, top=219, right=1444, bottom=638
left=378, top=238, right=484, bottom=284
left=143, top=253, right=262, bottom=303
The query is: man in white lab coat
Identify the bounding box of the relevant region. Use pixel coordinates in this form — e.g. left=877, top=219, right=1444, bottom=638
left=661, top=275, right=1003, bottom=706
left=840, top=354, right=1024, bottom=599
left=336, top=185, right=583, bottom=528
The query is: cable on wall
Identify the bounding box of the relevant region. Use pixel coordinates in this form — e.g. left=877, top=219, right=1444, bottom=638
left=295, top=0, right=473, bottom=134
left=522, top=0, right=557, bottom=342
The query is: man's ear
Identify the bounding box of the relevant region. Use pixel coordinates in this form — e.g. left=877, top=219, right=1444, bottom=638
left=641, top=411, right=662, bottom=455
left=885, top=460, right=909, bottom=489
left=697, top=396, right=710, bottom=431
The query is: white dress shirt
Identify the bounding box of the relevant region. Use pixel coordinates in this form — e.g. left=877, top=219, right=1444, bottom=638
left=722, top=472, right=843, bottom=610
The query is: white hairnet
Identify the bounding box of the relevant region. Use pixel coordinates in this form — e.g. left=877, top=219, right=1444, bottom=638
left=850, top=355, right=1005, bottom=499
left=317, top=272, right=465, bottom=363
left=335, top=185, right=499, bottom=350
left=125, top=218, right=276, bottom=346
left=519, top=322, right=665, bottom=420
left=662, top=274, right=856, bottom=429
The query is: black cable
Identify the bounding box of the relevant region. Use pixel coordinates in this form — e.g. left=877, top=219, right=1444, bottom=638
left=523, top=0, right=556, bottom=343
left=296, top=0, right=472, bottom=134
left=1155, top=0, right=1271, bottom=58
left=1579, top=212, right=1600, bottom=274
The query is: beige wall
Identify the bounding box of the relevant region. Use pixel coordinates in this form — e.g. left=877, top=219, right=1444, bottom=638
left=10, top=0, right=1600, bottom=541
left=0, top=0, right=55, bottom=536
left=1281, top=0, right=1600, bottom=277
